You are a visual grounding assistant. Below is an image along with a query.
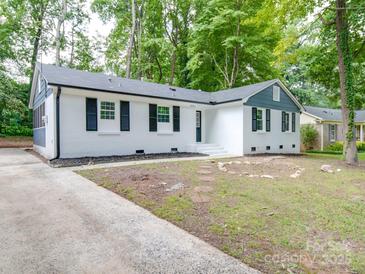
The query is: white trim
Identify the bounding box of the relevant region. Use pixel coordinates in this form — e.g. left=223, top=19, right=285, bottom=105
left=275, top=80, right=304, bottom=112
left=320, top=124, right=324, bottom=151
left=302, top=111, right=323, bottom=121
left=360, top=124, right=364, bottom=142
left=28, top=67, right=40, bottom=109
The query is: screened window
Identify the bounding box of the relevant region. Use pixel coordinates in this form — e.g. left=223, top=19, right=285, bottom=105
left=158, top=106, right=170, bottom=123
left=33, top=103, right=45, bottom=128
left=257, top=109, right=263, bottom=131
left=100, top=101, right=115, bottom=120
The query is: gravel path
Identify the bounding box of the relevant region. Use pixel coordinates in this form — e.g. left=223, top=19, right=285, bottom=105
left=0, top=148, right=259, bottom=274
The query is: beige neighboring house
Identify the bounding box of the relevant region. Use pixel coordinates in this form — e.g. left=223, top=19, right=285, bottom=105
left=301, top=106, right=365, bottom=150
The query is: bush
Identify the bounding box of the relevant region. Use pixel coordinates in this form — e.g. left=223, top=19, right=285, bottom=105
left=325, top=141, right=343, bottom=152
left=1, top=125, right=33, bottom=136
left=301, top=124, right=318, bottom=150
left=357, top=142, right=365, bottom=152
left=324, top=141, right=365, bottom=152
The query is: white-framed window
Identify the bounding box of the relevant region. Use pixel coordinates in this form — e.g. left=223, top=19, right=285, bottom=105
left=282, top=111, right=290, bottom=132
left=100, top=101, right=115, bottom=120
left=257, top=109, right=264, bottom=131
left=157, top=106, right=170, bottom=123
left=273, top=86, right=280, bottom=102
left=252, top=107, right=266, bottom=132
left=329, top=124, right=337, bottom=142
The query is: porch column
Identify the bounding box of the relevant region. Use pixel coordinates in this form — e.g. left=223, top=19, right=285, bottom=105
left=320, top=123, right=324, bottom=151
left=361, top=124, right=364, bottom=142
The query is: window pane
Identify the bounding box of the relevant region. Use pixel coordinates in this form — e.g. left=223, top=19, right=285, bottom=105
left=100, top=101, right=115, bottom=120
left=257, top=109, right=263, bottom=130
left=158, top=106, right=170, bottom=123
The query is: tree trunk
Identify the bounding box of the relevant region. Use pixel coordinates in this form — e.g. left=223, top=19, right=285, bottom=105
left=136, top=0, right=144, bottom=80
left=69, top=25, right=75, bottom=66
left=126, top=0, right=136, bottom=78
left=29, top=1, right=48, bottom=87
left=169, top=49, right=176, bottom=85
left=55, top=0, right=67, bottom=66
left=335, top=0, right=358, bottom=164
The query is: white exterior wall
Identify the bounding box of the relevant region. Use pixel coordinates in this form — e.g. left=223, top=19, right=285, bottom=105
left=242, top=105, right=300, bottom=154
left=300, top=112, right=318, bottom=125
left=205, top=103, right=243, bottom=155
left=33, top=92, right=56, bottom=159
left=58, top=88, right=204, bottom=158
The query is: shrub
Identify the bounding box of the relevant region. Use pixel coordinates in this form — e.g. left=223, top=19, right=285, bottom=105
left=357, top=142, right=365, bottom=152
left=325, top=141, right=343, bottom=152
left=301, top=124, right=318, bottom=150
left=1, top=125, right=33, bottom=136
left=324, top=141, right=365, bottom=152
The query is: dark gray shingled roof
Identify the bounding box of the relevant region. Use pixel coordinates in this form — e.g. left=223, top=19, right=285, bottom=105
left=304, top=106, right=365, bottom=122
left=36, top=63, right=283, bottom=104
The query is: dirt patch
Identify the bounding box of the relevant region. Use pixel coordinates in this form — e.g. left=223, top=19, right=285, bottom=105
left=0, top=136, right=33, bottom=148
left=78, top=155, right=365, bottom=273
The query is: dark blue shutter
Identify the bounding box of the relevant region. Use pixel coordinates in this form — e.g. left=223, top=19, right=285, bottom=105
left=86, top=98, right=97, bottom=131
left=149, top=104, right=157, bottom=132
left=120, top=101, right=130, bottom=131
left=292, top=113, right=295, bottom=132
left=173, top=106, right=180, bottom=132
left=266, top=109, right=271, bottom=132
left=252, top=107, right=257, bottom=132
left=282, top=111, right=285, bottom=132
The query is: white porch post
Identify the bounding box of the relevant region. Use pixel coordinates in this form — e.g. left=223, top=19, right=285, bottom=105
left=360, top=124, right=364, bottom=142
left=320, top=123, right=324, bottom=151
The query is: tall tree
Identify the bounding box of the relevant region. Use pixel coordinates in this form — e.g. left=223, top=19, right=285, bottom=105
left=334, top=0, right=357, bottom=163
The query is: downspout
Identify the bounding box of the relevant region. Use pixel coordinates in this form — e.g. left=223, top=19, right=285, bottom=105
left=50, top=86, right=61, bottom=161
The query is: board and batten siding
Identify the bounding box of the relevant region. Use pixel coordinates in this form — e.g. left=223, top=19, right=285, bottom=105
left=244, top=84, right=300, bottom=113
left=242, top=83, right=300, bottom=154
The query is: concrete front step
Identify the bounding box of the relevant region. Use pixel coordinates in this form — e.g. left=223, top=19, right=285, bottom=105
left=187, top=143, right=228, bottom=156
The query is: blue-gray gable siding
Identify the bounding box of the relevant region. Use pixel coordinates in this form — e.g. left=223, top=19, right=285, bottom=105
left=33, top=127, right=45, bottom=147
left=244, top=84, right=300, bottom=112
left=33, top=75, right=51, bottom=109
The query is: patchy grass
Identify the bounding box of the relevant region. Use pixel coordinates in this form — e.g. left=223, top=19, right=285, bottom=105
left=0, top=136, right=33, bottom=148
left=305, top=151, right=365, bottom=161
left=77, top=155, right=365, bottom=273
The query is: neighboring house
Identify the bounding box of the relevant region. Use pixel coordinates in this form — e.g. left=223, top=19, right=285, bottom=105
left=29, top=63, right=303, bottom=160
left=301, top=106, right=365, bottom=150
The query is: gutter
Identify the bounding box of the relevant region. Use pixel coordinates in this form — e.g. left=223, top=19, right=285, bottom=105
left=49, top=86, right=61, bottom=161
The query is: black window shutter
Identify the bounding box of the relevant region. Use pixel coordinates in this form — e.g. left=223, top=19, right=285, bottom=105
left=282, top=111, right=285, bottom=132
left=266, top=109, right=271, bottom=132
left=149, top=104, right=157, bottom=132
left=173, top=106, right=180, bottom=132
left=292, top=113, right=295, bottom=132
left=120, top=101, right=130, bottom=131
left=252, top=107, right=257, bottom=132
left=86, top=98, right=97, bottom=131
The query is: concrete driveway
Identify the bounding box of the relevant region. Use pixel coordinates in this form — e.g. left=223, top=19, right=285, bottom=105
left=0, top=148, right=258, bottom=274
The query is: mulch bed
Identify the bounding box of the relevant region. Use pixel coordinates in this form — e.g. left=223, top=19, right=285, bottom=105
left=50, top=152, right=206, bottom=167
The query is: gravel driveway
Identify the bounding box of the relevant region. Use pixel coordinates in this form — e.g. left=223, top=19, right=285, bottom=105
left=0, top=148, right=258, bottom=274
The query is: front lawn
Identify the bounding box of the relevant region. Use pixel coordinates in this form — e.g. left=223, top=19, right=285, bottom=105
left=305, top=151, right=365, bottom=161
left=77, top=155, right=365, bottom=273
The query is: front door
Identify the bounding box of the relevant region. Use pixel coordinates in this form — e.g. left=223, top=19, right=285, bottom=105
left=196, top=111, right=201, bottom=142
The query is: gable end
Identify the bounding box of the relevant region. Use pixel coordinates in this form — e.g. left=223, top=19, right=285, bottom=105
left=244, top=83, right=300, bottom=112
